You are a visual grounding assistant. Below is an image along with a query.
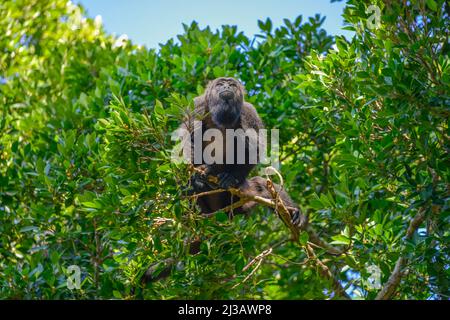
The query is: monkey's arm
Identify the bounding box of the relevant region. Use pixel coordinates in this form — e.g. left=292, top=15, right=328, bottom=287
left=177, top=95, right=209, bottom=169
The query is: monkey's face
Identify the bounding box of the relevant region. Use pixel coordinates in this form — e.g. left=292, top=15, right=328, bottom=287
left=206, top=77, right=244, bottom=128
left=214, top=78, right=241, bottom=101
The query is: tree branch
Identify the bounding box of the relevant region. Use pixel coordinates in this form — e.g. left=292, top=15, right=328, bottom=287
left=191, top=166, right=345, bottom=255
left=375, top=209, right=427, bottom=300
left=305, top=244, right=351, bottom=300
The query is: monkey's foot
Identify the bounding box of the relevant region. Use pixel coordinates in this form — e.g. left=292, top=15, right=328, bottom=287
left=291, top=209, right=308, bottom=230
left=217, top=172, right=242, bottom=189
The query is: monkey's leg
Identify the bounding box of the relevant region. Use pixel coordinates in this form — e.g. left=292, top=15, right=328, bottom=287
left=188, top=172, right=218, bottom=213
left=241, top=177, right=309, bottom=230
left=242, top=201, right=308, bottom=230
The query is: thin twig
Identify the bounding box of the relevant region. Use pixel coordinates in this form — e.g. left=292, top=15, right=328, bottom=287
left=231, top=248, right=273, bottom=289
left=231, top=259, right=264, bottom=289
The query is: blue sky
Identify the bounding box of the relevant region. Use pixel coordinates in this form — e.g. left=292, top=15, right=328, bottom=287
left=78, top=0, right=351, bottom=49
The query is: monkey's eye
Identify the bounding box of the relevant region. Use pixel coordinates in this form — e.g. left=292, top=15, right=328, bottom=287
left=255, top=185, right=264, bottom=192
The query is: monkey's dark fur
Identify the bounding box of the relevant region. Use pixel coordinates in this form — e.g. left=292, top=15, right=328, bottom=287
left=185, top=77, right=264, bottom=192
left=185, top=77, right=304, bottom=226
left=141, top=78, right=306, bottom=284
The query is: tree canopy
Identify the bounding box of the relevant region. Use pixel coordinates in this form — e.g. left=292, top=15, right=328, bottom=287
left=0, top=0, right=448, bottom=299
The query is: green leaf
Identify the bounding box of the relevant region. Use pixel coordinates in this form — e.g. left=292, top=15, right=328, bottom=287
left=426, top=0, right=438, bottom=11
left=81, top=201, right=102, bottom=209
left=215, top=212, right=228, bottom=223
left=330, top=235, right=350, bottom=245
left=299, top=232, right=309, bottom=246
left=154, top=99, right=164, bottom=115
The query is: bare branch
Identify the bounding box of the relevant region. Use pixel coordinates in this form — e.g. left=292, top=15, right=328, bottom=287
left=231, top=248, right=273, bottom=289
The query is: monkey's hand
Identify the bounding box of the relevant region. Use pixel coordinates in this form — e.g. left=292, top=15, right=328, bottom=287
left=217, top=172, right=243, bottom=189
left=190, top=171, right=216, bottom=193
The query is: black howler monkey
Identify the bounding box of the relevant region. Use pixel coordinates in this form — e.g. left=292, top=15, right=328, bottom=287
left=141, top=78, right=307, bottom=284
left=183, top=77, right=304, bottom=226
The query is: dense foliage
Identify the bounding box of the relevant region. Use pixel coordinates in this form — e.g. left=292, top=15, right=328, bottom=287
left=0, top=0, right=448, bottom=299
